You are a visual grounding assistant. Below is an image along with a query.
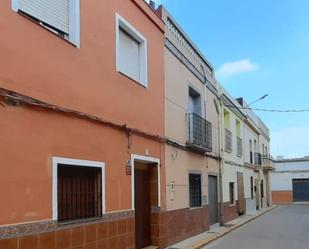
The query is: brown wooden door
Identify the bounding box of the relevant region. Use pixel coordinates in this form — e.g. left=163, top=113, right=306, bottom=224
left=237, top=172, right=245, bottom=215
left=135, top=163, right=151, bottom=249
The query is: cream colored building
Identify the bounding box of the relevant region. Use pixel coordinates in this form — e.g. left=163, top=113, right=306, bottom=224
left=157, top=6, right=221, bottom=245
left=219, top=91, right=273, bottom=221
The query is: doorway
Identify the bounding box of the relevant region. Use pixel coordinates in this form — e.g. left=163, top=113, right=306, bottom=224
left=255, top=179, right=260, bottom=210
left=132, top=155, right=160, bottom=249
left=237, top=172, right=245, bottom=215
left=208, top=175, right=218, bottom=225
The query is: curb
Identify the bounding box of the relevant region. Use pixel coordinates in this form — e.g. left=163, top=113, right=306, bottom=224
left=185, top=205, right=278, bottom=249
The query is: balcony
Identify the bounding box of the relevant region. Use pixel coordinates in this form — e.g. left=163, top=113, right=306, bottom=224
left=263, top=155, right=275, bottom=172
left=254, top=153, right=262, bottom=166
left=187, top=113, right=212, bottom=152
left=237, top=136, right=243, bottom=157
left=225, top=129, right=232, bottom=152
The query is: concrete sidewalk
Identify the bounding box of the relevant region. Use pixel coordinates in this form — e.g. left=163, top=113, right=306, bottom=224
left=166, top=205, right=277, bottom=249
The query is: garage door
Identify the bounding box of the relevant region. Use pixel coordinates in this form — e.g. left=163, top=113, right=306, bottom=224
left=292, top=179, right=309, bottom=202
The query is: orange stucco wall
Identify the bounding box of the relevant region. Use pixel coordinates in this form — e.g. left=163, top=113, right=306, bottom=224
left=0, top=0, right=165, bottom=226
left=272, top=191, right=293, bottom=203
left=0, top=0, right=164, bottom=136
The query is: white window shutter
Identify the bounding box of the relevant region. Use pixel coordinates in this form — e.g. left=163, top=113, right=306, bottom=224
left=19, top=0, right=70, bottom=34
left=118, top=29, right=140, bottom=82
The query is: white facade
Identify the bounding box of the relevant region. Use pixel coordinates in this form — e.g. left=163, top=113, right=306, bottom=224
left=271, top=159, right=309, bottom=191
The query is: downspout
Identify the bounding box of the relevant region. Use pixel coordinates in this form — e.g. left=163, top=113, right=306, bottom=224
left=214, top=97, right=225, bottom=226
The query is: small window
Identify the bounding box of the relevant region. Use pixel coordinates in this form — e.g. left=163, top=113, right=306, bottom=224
left=116, top=14, right=148, bottom=87
left=12, top=0, right=80, bottom=47
left=229, top=182, right=235, bottom=205
left=57, top=164, right=103, bottom=222
left=189, top=173, right=202, bottom=207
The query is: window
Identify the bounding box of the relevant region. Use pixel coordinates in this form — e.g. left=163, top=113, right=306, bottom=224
left=12, top=0, right=80, bottom=47
left=116, top=14, right=148, bottom=87
left=52, top=157, right=105, bottom=222
left=189, top=173, right=202, bottom=207
left=250, top=177, right=254, bottom=199
left=188, top=87, right=202, bottom=115
left=229, top=182, right=235, bottom=205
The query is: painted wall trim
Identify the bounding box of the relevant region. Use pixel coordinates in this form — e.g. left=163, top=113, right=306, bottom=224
left=52, top=156, right=106, bottom=220
left=131, top=154, right=161, bottom=209
left=116, top=13, right=148, bottom=87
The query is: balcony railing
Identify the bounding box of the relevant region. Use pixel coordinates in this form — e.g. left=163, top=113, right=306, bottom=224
left=225, top=129, right=232, bottom=152
left=187, top=113, right=212, bottom=151
left=263, top=155, right=275, bottom=171
left=237, top=137, right=243, bottom=157
left=254, top=153, right=262, bottom=166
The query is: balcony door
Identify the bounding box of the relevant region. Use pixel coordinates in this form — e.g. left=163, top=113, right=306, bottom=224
left=189, top=87, right=202, bottom=116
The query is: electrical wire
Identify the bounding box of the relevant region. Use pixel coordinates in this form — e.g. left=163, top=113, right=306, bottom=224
left=225, top=105, right=309, bottom=113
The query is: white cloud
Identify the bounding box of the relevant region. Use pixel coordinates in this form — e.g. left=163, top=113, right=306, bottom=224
left=216, top=59, right=259, bottom=79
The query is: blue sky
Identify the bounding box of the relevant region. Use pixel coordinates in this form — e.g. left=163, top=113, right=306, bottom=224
left=154, top=0, right=309, bottom=158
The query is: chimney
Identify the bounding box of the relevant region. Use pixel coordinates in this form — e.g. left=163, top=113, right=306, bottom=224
left=149, top=0, right=156, bottom=10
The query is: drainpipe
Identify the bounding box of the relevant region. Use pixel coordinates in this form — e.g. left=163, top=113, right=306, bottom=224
left=214, top=97, right=225, bottom=226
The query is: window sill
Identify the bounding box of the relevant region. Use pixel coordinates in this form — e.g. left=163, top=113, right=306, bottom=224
left=229, top=203, right=236, bottom=207
left=189, top=206, right=203, bottom=210
left=118, top=71, right=148, bottom=88
left=58, top=216, right=102, bottom=226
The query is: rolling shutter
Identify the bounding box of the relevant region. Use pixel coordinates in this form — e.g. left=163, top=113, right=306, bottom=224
left=19, top=0, right=70, bottom=34
left=118, top=29, right=140, bottom=82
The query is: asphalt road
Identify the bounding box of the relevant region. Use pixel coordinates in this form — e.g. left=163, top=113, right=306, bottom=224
left=203, top=205, right=309, bottom=249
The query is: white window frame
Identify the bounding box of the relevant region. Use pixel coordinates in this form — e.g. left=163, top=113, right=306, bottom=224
left=131, top=154, right=160, bottom=209
left=12, top=0, right=80, bottom=48
left=52, top=156, right=105, bottom=220
left=116, top=13, right=148, bottom=87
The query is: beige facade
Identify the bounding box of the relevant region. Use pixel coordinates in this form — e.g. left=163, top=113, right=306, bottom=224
left=158, top=6, right=220, bottom=243
left=219, top=89, right=273, bottom=220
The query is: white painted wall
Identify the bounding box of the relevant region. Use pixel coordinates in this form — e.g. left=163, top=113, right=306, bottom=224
left=271, top=171, right=309, bottom=191
left=275, top=160, right=309, bottom=171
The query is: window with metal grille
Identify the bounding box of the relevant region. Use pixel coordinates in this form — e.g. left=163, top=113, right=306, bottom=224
left=189, top=173, right=202, bottom=207
left=229, top=182, right=234, bottom=205
left=12, top=0, right=80, bottom=47
left=58, top=164, right=102, bottom=222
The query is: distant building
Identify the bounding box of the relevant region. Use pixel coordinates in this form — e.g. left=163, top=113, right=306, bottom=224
left=271, top=157, right=309, bottom=203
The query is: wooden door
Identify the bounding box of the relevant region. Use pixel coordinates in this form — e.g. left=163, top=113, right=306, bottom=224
left=237, top=172, right=245, bottom=215
left=135, top=163, right=151, bottom=249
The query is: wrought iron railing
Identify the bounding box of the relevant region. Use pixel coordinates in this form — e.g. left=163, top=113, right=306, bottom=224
left=237, top=136, right=243, bottom=157
left=225, top=129, right=232, bottom=152
left=254, top=153, right=262, bottom=166
left=187, top=113, right=212, bottom=151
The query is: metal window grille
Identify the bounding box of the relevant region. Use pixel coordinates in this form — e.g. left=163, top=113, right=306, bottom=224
left=254, top=153, right=262, bottom=165
left=58, top=164, right=102, bottom=222
left=189, top=173, right=202, bottom=207
left=187, top=113, right=212, bottom=151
